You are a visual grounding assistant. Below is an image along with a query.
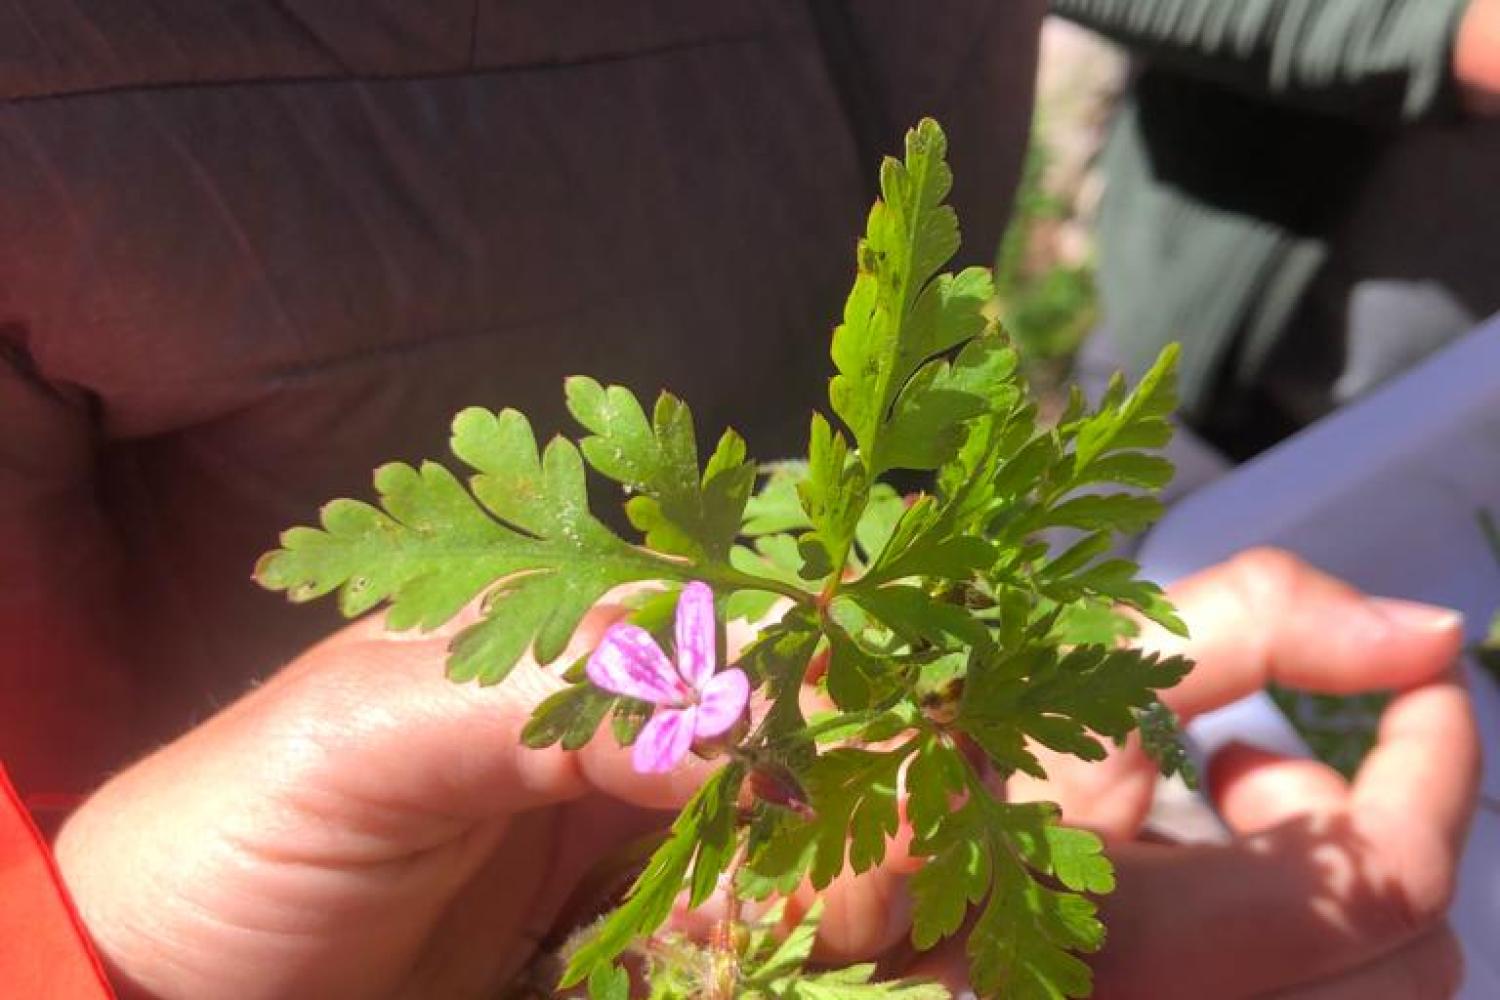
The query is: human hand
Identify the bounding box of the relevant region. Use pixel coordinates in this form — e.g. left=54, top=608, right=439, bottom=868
left=911, top=549, right=1478, bottom=998
left=1458, top=0, right=1500, bottom=115
left=51, top=603, right=685, bottom=998
left=54, top=549, right=1478, bottom=999
left=53, top=595, right=918, bottom=1000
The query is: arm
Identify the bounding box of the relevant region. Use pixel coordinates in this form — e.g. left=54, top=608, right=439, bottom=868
left=1054, top=0, right=1477, bottom=121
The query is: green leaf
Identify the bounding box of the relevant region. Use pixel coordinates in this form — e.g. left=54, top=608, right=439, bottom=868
left=749, top=899, right=822, bottom=983
left=257, top=407, right=678, bottom=685
left=566, top=378, right=755, bottom=562
left=1039, top=552, right=1188, bottom=638
left=1050, top=598, right=1140, bottom=646
left=726, top=535, right=809, bottom=622
left=1136, top=699, right=1200, bottom=788
left=610, top=698, right=653, bottom=746
left=959, top=643, right=1192, bottom=775
left=965, top=852, right=1098, bottom=1000
left=988, top=433, right=1060, bottom=506
left=1069, top=344, right=1179, bottom=475
left=688, top=762, right=744, bottom=908
left=1072, top=451, right=1174, bottom=491
left=1018, top=645, right=1191, bottom=745
left=740, top=902, right=951, bottom=1000
left=792, top=970, right=951, bottom=1000
left=797, top=413, right=869, bottom=581
left=861, top=496, right=996, bottom=587
left=445, top=408, right=678, bottom=682
left=1006, top=803, right=1115, bottom=896
left=910, top=797, right=1106, bottom=1000
left=743, top=745, right=914, bottom=893
left=845, top=586, right=992, bottom=652
left=854, top=484, right=909, bottom=565
left=560, top=765, right=744, bottom=987
left=254, top=461, right=529, bottom=628
left=828, top=119, right=991, bottom=473
left=587, top=964, right=630, bottom=1000
left=743, top=611, right=823, bottom=747
left=520, top=682, right=615, bottom=751
left=905, top=734, right=967, bottom=840
left=825, top=617, right=902, bottom=711
left=744, top=462, right=814, bottom=536
left=1007, top=344, right=1181, bottom=554
left=880, top=332, right=1018, bottom=473
left=910, top=796, right=993, bottom=949
left=1039, top=493, right=1162, bottom=535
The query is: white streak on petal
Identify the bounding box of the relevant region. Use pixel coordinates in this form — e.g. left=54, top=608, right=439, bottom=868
left=632, top=707, right=696, bottom=773
left=693, top=667, right=749, bottom=739
left=675, top=581, right=717, bottom=689
left=586, top=624, right=678, bottom=704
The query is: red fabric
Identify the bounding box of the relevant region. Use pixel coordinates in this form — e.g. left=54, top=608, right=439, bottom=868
left=0, top=765, right=114, bottom=999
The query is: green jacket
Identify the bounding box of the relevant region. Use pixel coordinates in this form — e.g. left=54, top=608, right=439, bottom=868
left=1054, top=0, right=1473, bottom=423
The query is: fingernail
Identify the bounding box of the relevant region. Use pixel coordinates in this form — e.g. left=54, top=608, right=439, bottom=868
left=1367, top=597, right=1464, bottom=633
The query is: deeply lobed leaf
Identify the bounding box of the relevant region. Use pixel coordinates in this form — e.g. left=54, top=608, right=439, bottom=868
left=566, top=377, right=755, bottom=562
left=827, top=119, right=1001, bottom=476
left=257, top=407, right=681, bottom=686
left=911, top=796, right=1109, bottom=1000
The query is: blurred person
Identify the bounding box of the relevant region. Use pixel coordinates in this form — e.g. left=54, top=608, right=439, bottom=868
left=0, top=4, right=1480, bottom=997
left=1057, top=0, right=1500, bottom=459
left=0, top=1, right=1044, bottom=802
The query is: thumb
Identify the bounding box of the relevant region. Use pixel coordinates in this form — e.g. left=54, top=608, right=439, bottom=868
left=249, top=602, right=718, bottom=829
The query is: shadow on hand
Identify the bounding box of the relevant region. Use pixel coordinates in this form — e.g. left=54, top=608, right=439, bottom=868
left=1094, top=810, right=1450, bottom=999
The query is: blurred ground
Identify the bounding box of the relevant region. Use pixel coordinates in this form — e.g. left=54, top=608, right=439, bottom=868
left=998, top=18, right=1126, bottom=389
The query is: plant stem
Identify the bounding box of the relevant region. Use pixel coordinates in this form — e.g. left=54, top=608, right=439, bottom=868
left=709, top=850, right=748, bottom=999
left=698, top=563, right=817, bottom=607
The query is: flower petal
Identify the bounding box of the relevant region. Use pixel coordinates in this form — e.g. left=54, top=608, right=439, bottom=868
left=631, top=707, right=696, bottom=774
left=586, top=624, right=680, bottom=704
left=692, top=667, right=749, bottom=739
left=675, top=581, right=717, bottom=689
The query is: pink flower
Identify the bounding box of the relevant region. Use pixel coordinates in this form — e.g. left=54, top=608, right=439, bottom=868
left=586, top=582, right=749, bottom=774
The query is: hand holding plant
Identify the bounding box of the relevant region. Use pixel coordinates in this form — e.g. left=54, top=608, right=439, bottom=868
left=49, top=120, right=1477, bottom=1000
left=255, top=119, right=1196, bottom=997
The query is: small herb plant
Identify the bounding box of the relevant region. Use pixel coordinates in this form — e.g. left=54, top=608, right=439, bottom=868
left=256, top=120, right=1192, bottom=999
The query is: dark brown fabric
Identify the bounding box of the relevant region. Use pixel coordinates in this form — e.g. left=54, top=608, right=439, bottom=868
left=0, top=0, right=1042, bottom=791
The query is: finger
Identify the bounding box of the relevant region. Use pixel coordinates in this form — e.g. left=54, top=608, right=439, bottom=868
left=1264, top=924, right=1465, bottom=1000
left=573, top=736, right=722, bottom=811
left=803, top=816, right=919, bottom=961
left=681, top=751, right=932, bottom=964
left=254, top=617, right=713, bottom=829
left=673, top=797, right=924, bottom=962
left=1093, top=817, right=1460, bottom=999
left=1140, top=549, right=1463, bottom=721
left=897, top=880, right=1457, bottom=1000
left=1209, top=742, right=1350, bottom=833
left=1095, top=669, right=1479, bottom=997
left=1007, top=736, right=1159, bottom=841
left=897, top=921, right=972, bottom=995
left=1347, top=670, right=1479, bottom=927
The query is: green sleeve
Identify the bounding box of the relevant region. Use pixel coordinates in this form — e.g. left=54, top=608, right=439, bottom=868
left=1053, top=0, right=1473, bottom=121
